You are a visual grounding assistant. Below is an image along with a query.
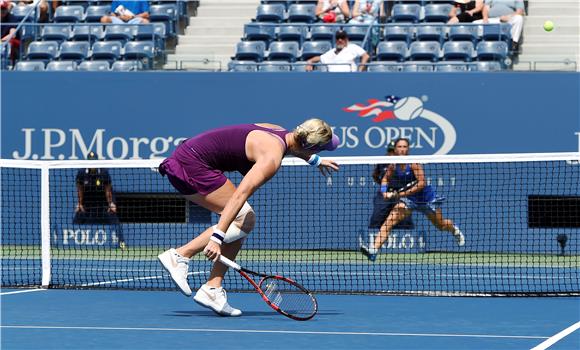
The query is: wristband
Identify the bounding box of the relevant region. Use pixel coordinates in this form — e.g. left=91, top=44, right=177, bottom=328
left=307, top=154, right=322, bottom=166
left=380, top=184, right=388, bottom=193
left=210, top=226, right=225, bottom=245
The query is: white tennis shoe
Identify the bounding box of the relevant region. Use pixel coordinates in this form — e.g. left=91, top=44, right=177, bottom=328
left=193, top=284, right=242, bottom=317
left=158, top=248, right=192, bottom=296
left=453, top=226, right=465, bottom=247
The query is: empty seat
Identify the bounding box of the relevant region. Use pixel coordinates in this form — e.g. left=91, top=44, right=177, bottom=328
left=310, top=25, right=338, bottom=42
left=391, top=4, right=421, bottom=23
left=135, top=23, right=166, bottom=40
left=111, top=60, right=143, bottom=71
left=267, top=41, right=299, bottom=62
left=416, top=25, right=445, bottom=43
left=53, top=5, right=85, bottom=23
left=287, top=4, right=316, bottom=23
left=85, top=5, right=110, bottom=22
left=41, top=25, right=72, bottom=42
left=104, top=25, right=136, bottom=42
left=255, top=4, right=285, bottom=22
left=91, top=41, right=122, bottom=61
left=482, top=23, right=511, bottom=42
left=435, top=63, right=468, bottom=72
left=46, top=61, right=78, bottom=71
left=277, top=25, right=307, bottom=44
left=383, top=25, right=414, bottom=43
left=228, top=61, right=258, bottom=72
left=423, top=4, right=452, bottom=22
left=14, top=61, right=46, bottom=71
left=78, top=60, right=110, bottom=71
left=471, top=61, right=502, bottom=71
left=234, top=41, right=266, bottom=62
left=403, top=62, right=434, bottom=72
left=72, top=24, right=104, bottom=41
left=26, top=41, right=60, bottom=61
left=149, top=4, right=178, bottom=36
left=9, top=4, right=38, bottom=22
left=344, top=25, right=369, bottom=42
left=301, top=41, right=331, bottom=60
left=409, top=41, right=440, bottom=61
left=123, top=41, right=155, bottom=60
left=443, top=41, right=474, bottom=61
left=448, top=25, right=480, bottom=43
left=476, top=41, right=508, bottom=61
left=259, top=62, right=292, bottom=72
left=59, top=41, right=90, bottom=61
left=367, top=63, right=402, bottom=72
left=244, top=24, right=276, bottom=44
left=376, top=41, right=408, bottom=62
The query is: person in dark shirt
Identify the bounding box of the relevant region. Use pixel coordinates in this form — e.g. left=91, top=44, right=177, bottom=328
left=74, top=151, right=126, bottom=249
left=1, top=0, right=21, bottom=64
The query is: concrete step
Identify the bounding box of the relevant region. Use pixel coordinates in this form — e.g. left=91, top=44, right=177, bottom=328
left=178, top=35, right=241, bottom=45
left=513, top=61, right=578, bottom=71
left=175, top=44, right=234, bottom=55
left=522, top=25, right=579, bottom=35
left=186, top=26, right=245, bottom=36
left=523, top=34, right=580, bottom=44
left=187, top=17, right=249, bottom=27
left=521, top=43, right=579, bottom=55
left=525, top=16, right=579, bottom=26
left=198, top=0, right=259, bottom=4
left=197, top=6, right=257, bottom=17
left=165, top=53, right=232, bottom=71
left=516, top=54, right=579, bottom=63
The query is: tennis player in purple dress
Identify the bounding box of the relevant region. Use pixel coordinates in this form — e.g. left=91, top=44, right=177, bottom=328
left=158, top=119, right=339, bottom=316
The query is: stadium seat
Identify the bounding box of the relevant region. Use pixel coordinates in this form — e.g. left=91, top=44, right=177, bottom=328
left=41, top=25, right=72, bottom=42
left=104, top=25, right=136, bottom=43
left=14, top=61, right=46, bottom=71
left=344, top=25, right=369, bottom=42
left=53, top=5, right=85, bottom=23
left=59, top=41, right=91, bottom=61
left=443, top=41, right=474, bottom=61
left=244, top=24, right=276, bottom=46
left=367, top=63, right=402, bottom=72
left=434, top=63, right=469, bottom=72
left=470, top=61, right=502, bottom=71
left=291, top=63, right=309, bottom=72
left=26, top=41, right=60, bottom=61
left=255, top=4, right=286, bottom=23
left=267, top=41, right=299, bottom=62
left=448, top=25, right=480, bottom=43
left=78, top=60, right=110, bottom=71
left=9, top=4, right=38, bottom=22
left=383, top=25, right=414, bottom=43
left=234, top=41, right=266, bottom=62
left=91, top=41, right=123, bottom=62
left=301, top=41, right=332, bottom=60
left=403, top=62, right=434, bottom=72
left=84, top=5, right=110, bottom=22
left=228, top=61, right=259, bottom=72
left=310, top=25, right=338, bottom=42
left=376, top=41, right=408, bottom=62
left=409, top=41, right=440, bottom=61
left=46, top=60, right=78, bottom=71
left=287, top=4, right=316, bottom=23
left=482, top=23, right=511, bottom=42
left=72, top=24, right=104, bottom=42
left=416, top=25, right=445, bottom=44
left=123, top=41, right=155, bottom=62
left=476, top=41, right=508, bottom=61
left=423, top=4, right=452, bottom=22
left=391, top=4, right=421, bottom=23
left=149, top=4, right=178, bottom=36
left=111, top=60, right=144, bottom=71
left=259, top=62, right=292, bottom=72
left=135, top=24, right=167, bottom=51
left=277, top=25, right=307, bottom=45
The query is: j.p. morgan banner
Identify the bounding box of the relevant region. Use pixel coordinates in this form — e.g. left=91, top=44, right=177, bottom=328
left=2, top=72, right=579, bottom=158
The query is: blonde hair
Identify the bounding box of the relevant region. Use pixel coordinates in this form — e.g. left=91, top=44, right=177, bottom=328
left=294, top=118, right=333, bottom=148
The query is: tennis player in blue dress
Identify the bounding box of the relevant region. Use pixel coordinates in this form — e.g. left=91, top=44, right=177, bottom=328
left=157, top=119, right=339, bottom=316
left=360, top=138, right=465, bottom=262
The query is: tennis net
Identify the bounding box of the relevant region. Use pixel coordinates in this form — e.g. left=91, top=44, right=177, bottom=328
left=1, top=153, right=579, bottom=296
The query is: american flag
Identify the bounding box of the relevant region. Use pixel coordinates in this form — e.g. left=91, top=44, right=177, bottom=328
left=343, top=95, right=401, bottom=122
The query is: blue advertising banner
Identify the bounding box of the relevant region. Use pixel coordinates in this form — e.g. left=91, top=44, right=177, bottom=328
left=2, top=72, right=579, bottom=159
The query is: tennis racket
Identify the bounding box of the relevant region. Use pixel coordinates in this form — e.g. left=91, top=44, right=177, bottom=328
left=385, top=180, right=418, bottom=199
left=218, top=255, right=318, bottom=321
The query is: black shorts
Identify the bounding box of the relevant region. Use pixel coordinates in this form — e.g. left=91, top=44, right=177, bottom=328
left=368, top=191, right=414, bottom=229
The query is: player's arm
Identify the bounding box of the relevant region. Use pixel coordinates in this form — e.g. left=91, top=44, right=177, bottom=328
left=401, top=163, right=427, bottom=197
left=104, top=184, right=116, bottom=213
left=76, top=183, right=85, bottom=212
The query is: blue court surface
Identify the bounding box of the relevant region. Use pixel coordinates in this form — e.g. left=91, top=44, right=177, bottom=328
left=1, top=289, right=579, bottom=350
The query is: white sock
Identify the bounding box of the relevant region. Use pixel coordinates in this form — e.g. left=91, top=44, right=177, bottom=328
left=368, top=246, right=378, bottom=255
left=453, top=226, right=461, bottom=235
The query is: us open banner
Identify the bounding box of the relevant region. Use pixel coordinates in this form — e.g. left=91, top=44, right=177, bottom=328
left=1, top=72, right=579, bottom=159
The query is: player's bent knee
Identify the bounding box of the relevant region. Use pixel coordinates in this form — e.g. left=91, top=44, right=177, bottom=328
left=223, top=202, right=255, bottom=243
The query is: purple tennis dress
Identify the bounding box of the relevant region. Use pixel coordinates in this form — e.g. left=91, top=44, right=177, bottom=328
left=159, top=124, right=289, bottom=196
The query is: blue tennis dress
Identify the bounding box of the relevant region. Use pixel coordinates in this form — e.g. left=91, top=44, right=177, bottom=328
left=390, top=164, right=445, bottom=214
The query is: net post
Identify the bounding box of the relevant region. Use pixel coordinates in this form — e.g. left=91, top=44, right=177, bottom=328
left=40, top=164, right=51, bottom=288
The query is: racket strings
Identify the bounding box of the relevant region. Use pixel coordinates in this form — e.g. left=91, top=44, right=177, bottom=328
left=262, top=278, right=316, bottom=317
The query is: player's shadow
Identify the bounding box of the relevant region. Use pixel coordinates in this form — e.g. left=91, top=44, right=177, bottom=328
left=169, top=310, right=343, bottom=317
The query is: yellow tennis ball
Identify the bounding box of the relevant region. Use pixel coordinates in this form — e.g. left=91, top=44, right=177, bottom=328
left=543, top=20, right=554, bottom=32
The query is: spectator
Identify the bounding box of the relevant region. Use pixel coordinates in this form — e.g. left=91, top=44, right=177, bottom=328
left=305, top=30, right=370, bottom=72
left=315, top=0, right=350, bottom=23
left=350, top=0, right=383, bottom=24
left=74, top=152, right=126, bottom=250
left=17, top=0, right=49, bottom=22
left=100, top=0, right=150, bottom=24
left=475, top=0, right=525, bottom=51
left=448, top=0, right=484, bottom=24
left=1, top=0, right=20, bottom=64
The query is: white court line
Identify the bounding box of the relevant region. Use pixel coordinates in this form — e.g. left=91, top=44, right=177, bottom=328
left=0, top=325, right=549, bottom=340
left=0, top=289, right=48, bottom=296
left=80, top=271, right=208, bottom=287
left=530, top=321, right=580, bottom=350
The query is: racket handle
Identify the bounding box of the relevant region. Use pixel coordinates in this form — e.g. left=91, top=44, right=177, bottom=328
left=218, top=255, right=241, bottom=271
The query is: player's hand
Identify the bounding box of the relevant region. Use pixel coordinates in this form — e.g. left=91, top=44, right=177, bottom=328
left=499, top=15, right=510, bottom=22
left=318, top=159, right=339, bottom=176
left=108, top=202, right=117, bottom=213
left=75, top=204, right=85, bottom=213
left=203, top=241, right=222, bottom=262
left=385, top=191, right=399, bottom=200
left=305, top=64, right=314, bottom=72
